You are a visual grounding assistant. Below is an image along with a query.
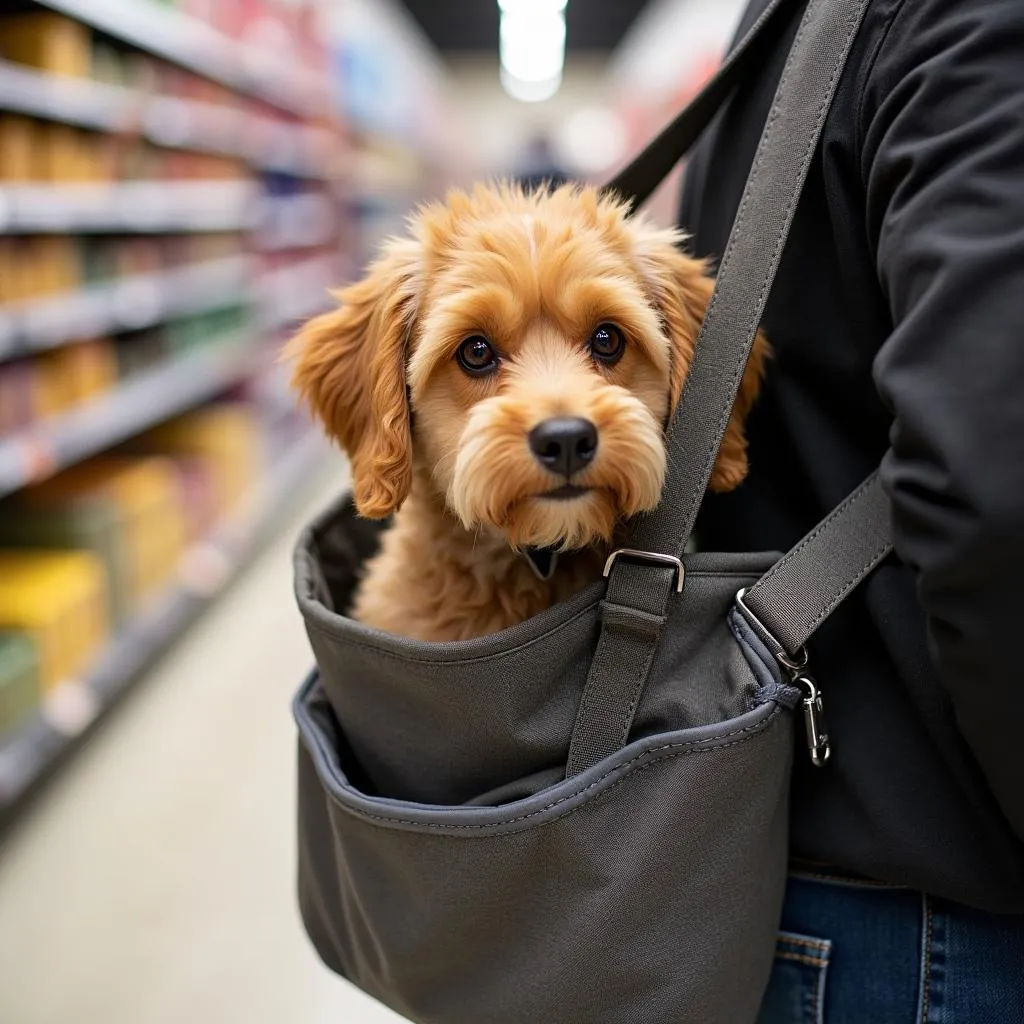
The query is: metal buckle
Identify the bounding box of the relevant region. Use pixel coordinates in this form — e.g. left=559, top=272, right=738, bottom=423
left=794, top=674, right=831, bottom=768
left=734, top=587, right=808, bottom=671
left=602, top=548, right=685, bottom=593
left=735, top=587, right=831, bottom=769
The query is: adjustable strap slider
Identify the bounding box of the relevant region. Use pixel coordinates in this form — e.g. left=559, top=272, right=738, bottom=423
left=603, top=548, right=685, bottom=593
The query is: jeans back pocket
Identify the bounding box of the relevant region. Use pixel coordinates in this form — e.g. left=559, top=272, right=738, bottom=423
left=757, top=932, right=832, bottom=1024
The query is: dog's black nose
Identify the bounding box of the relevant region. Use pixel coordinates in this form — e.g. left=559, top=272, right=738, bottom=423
left=528, top=417, right=598, bottom=477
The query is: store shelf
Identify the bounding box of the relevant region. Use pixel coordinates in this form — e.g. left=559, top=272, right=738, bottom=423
left=0, top=426, right=329, bottom=819
left=0, top=60, right=334, bottom=178
left=256, top=193, right=336, bottom=252
left=34, top=0, right=324, bottom=117
left=0, top=180, right=259, bottom=234
left=0, top=255, right=252, bottom=359
left=258, top=255, right=336, bottom=328
left=0, top=58, right=128, bottom=132
left=0, top=334, right=256, bottom=499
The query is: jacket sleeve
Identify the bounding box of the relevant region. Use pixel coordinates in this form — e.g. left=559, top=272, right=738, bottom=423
left=862, top=0, right=1024, bottom=838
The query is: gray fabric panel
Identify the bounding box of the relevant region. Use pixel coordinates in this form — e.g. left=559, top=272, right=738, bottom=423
left=296, top=497, right=782, bottom=807
left=296, top=676, right=794, bottom=1024
left=744, top=471, right=893, bottom=655
left=628, top=0, right=872, bottom=560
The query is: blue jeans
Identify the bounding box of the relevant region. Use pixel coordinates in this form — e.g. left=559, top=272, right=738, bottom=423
left=756, top=868, right=1024, bottom=1023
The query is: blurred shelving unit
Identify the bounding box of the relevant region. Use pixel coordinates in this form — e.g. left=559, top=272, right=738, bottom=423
left=0, top=0, right=352, bottom=819
left=0, top=427, right=327, bottom=815
left=0, top=0, right=461, bottom=822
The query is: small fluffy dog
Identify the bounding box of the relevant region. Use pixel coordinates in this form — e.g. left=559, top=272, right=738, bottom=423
left=286, top=183, right=766, bottom=641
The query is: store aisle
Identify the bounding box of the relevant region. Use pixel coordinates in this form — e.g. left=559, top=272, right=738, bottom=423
left=0, top=457, right=405, bottom=1024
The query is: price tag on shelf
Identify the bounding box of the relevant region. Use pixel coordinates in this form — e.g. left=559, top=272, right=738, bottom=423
left=143, top=96, right=192, bottom=147
left=178, top=542, right=234, bottom=598
left=22, top=437, right=58, bottom=485
left=112, top=276, right=164, bottom=330
left=43, top=680, right=99, bottom=738
left=23, top=290, right=109, bottom=347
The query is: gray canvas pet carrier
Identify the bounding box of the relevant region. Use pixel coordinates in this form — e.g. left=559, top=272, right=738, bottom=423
left=292, top=0, right=885, bottom=1021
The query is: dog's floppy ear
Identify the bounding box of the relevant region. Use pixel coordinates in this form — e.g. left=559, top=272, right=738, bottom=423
left=634, top=226, right=768, bottom=493
left=284, top=239, right=421, bottom=517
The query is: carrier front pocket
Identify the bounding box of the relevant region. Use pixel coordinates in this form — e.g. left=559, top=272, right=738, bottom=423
left=296, top=671, right=796, bottom=1024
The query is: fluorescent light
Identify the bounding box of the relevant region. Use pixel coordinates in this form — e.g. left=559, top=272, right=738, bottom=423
left=500, top=67, right=563, bottom=103
left=498, top=0, right=567, bottom=12
left=500, top=9, right=565, bottom=81
left=498, top=0, right=567, bottom=102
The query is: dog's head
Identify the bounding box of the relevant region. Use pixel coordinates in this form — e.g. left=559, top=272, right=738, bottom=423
left=285, top=183, right=766, bottom=550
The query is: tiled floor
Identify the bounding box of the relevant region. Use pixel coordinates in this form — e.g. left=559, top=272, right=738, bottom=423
left=0, top=460, right=405, bottom=1024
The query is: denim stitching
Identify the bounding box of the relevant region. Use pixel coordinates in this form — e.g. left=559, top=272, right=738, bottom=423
left=780, top=934, right=830, bottom=952
left=775, top=951, right=827, bottom=968
left=918, top=894, right=933, bottom=1024
left=812, top=947, right=829, bottom=1024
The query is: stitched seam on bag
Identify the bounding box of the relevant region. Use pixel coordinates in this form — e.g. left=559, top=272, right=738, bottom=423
left=303, top=602, right=601, bottom=666
left=805, top=538, right=889, bottom=630
left=308, top=708, right=782, bottom=834
left=749, top=475, right=877, bottom=591
left=298, top=561, right=766, bottom=606
left=304, top=572, right=774, bottom=667
left=617, top=643, right=661, bottom=748
left=302, top=570, right=773, bottom=665
left=728, top=611, right=787, bottom=698
left=746, top=483, right=890, bottom=644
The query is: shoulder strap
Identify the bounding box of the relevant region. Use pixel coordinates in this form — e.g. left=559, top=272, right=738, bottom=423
left=567, top=0, right=879, bottom=777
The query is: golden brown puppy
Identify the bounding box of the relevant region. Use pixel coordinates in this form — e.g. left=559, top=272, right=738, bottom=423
left=286, top=183, right=766, bottom=641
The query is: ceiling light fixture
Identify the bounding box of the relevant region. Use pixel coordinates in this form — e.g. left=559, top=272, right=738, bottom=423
left=498, top=0, right=567, bottom=103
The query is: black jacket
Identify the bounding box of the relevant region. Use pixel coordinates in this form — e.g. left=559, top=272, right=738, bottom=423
left=682, top=0, right=1024, bottom=911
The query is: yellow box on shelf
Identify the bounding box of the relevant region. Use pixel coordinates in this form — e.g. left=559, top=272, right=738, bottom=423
left=15, top=457, right=186, bottom=621
left=0, top=550, right=108, bottom=692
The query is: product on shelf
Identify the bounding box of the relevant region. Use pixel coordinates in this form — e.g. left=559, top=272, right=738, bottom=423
left=0, top=115, right=36, bottom=182
left=0, top=550, right=108, bottom=692
left=0, top=340, right=118, bottom=435
left=1, top=457, right=187, bottom=626
left=0, top=632, right=39, bottom=738
left=165, top=305, right=249, bottom=354
left=0, top=498, right=126, bottom=626
left=0, top=13, right=92, bottom=78
left=34, top=340, right=119, bottom=416
left=128, top=403, right=262, bottom=518
left=0, top=360, right=36, bottom=436
left=0, top=0, right=343, bottom=810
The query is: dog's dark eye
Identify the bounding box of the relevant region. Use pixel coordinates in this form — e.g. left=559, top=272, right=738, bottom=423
left=456, top=336, right=499, bottom=376
left=589, top=323, right=625, bottom=365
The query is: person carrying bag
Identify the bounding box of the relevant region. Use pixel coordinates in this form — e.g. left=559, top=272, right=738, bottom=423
left=291, top=0, right=1024, bottom=1020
